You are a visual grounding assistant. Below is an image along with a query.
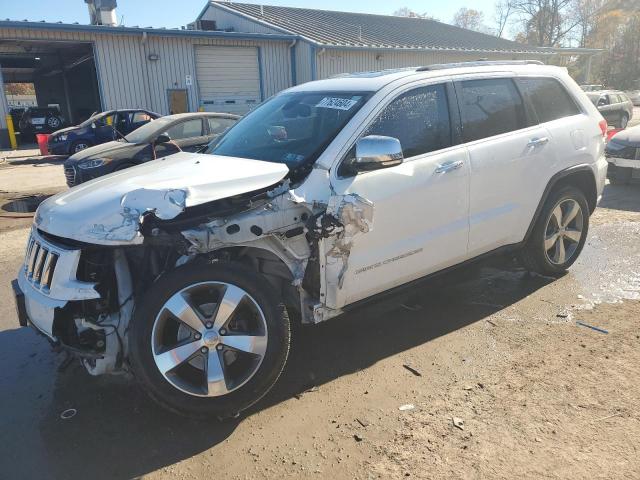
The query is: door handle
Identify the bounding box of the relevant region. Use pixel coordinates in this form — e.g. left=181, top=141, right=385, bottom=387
left=435, top=160, right=464, bottom=173
left=527, top=137, right=549, bottom=147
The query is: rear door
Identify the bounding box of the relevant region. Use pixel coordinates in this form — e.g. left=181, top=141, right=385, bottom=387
left=156, top=118, right=208, bottom=155
left=205, top=116, right=237, bottom=143
left=598, top=94, right=618, bottom=125
left=456, top=76, right=551, bottom=256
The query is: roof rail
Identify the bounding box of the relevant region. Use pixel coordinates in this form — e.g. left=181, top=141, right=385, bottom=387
left=416, top=60, right=544, bottom=72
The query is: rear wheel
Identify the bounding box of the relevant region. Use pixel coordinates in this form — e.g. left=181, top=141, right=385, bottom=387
left=619, top=113, right=629, bottom=129
left=129, top=262, right=290, bottom=419
left=519, top=186, right=589, bottom=276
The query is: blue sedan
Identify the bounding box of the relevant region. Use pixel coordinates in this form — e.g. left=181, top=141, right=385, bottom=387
left=48, top=109, right=160, bottom=155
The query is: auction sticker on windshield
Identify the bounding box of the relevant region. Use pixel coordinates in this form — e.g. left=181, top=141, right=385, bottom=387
left=316, top=97, right=360, bottom=110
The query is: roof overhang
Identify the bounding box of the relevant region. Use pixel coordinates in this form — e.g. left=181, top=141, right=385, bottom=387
left=0, top=20, right=296, bottom=42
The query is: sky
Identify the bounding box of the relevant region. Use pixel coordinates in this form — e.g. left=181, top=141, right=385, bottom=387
left=2, top=0, right=498, bottom=29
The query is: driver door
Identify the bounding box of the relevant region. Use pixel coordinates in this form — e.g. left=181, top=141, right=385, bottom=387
left=94, top=112, right=117, bottom=143
left=325, top=82, right=470, bottom=308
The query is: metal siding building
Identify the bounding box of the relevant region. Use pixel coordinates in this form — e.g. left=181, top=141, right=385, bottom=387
left=200, top=2, right=554, bottom=84
left=0, top=22, right=294, bottom=146
left=1, top=2, right=588, bottom=148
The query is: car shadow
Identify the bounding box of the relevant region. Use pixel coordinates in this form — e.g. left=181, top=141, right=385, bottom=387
left=1, top=256, right=555, bottom=479
left=599, top=183, right=640, bottom=213
left=4, top=156, right=68, bottom=167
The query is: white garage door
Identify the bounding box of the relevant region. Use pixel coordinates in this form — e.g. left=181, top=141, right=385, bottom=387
left=195, top=46, right=261, bottom=115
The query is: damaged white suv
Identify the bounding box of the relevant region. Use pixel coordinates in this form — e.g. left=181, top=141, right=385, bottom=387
left=14, top=61, right=608, bottom=418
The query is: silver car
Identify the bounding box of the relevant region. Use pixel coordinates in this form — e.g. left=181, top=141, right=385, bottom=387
left=587, top=90, right=634, bottom=129
left=626, top=90, right=640, bottom=107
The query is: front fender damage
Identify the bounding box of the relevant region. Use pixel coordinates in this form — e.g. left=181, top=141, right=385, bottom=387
left=98, top=180, right=375, bottom=325
left=318, top=194, right=374, bottom=316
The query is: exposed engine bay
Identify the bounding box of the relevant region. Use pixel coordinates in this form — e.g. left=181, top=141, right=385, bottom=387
left=28, top=167, right=374, bottom=376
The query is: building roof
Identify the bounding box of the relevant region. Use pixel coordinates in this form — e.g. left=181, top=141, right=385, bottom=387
left=0, top=19, right=295, bottom=41
left=209, top=2, right=551, bottom=54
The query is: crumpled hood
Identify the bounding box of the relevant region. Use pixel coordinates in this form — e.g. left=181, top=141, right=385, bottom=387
left=36, top=151, right=289, bottom=245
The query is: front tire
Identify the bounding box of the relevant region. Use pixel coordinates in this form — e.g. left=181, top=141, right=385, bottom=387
left=71, top=141, right=92, bottom=154
left=129, top=262, right=290, bottom=419
left=519, top=186, right=589, bottom=276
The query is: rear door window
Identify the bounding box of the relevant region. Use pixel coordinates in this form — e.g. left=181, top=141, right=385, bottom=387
left=517, top=77, right=581, bottom=123
left=457, top=78, right=527, bottom=142
left=207, top=117, right=236, bottom=135
left=363, top=83, right=452, bottom=158
left=164, top=119, right=204, bottom=140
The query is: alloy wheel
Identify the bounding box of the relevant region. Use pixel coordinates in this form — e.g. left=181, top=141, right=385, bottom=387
left=151, top=281, right=268, bottom=397
left=544, top=198, right=584, bottom=265
left=74, top=143, right=89, bottom=152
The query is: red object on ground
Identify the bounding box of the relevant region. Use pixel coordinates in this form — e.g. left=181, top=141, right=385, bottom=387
left=35, top=134, right=50, bottom=156
left=606, top=128, right=622, bottom=143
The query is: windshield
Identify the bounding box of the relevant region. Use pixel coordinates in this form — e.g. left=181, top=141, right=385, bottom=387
left=124, top=117, right=170, bottom=144
left=205, top=91, right=371, bottom=171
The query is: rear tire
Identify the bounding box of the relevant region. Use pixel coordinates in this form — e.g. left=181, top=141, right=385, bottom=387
left=618, top=114, right=629, bottom=129
left=128, top=261, right=290, bottom=419
left=519, top=186, right=589, bottom=276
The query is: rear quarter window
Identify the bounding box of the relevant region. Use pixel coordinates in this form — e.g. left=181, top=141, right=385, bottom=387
left=517, top=77, right=581, bottom=123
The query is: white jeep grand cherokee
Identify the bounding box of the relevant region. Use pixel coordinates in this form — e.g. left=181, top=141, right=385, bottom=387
left=13, top=61, right=608, bottom=418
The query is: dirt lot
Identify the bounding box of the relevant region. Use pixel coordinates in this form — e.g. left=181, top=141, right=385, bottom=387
left=0, top=161, right=639, bottom=479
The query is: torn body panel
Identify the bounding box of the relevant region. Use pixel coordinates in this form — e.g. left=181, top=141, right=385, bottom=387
left=318, top=194, right=374, bottom=311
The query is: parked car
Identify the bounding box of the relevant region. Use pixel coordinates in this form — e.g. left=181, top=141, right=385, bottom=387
left=18, top=106, right=65, bottom=136
left=605, top=124, right=640, bottom=184
left=48, top=109, right=161, bottom=155
left=586, top=90, right=634, bottom=128
left=580, top=84, right=605, bottom=92
left=63, top=112, right=239, bottom=186
left=626, top=90, right=640, bottom=106
left=14, top=61, right=608, bottom=419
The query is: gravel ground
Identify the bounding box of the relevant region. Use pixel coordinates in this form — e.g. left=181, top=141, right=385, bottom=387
left=0, top=174, right=639, bottom=479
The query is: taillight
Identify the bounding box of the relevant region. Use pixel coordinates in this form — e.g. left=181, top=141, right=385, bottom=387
left=599, top=119, right=608, bottom=137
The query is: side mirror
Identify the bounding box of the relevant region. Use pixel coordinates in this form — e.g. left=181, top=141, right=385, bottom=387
left=352, top=135, right=403, bottom=172
left=90, top=122, right=96, bottom=129
left=155, top=133, right=171, bottom=144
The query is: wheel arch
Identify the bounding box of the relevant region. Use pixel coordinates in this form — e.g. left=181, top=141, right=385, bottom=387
left=203, top=245, right=302, bottom=320
left=524, top=164, right=597, bottom=243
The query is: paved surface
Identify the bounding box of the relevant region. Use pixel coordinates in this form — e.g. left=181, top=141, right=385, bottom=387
left=0, top=179, right=639, bottom=478
left=630, top=106, right=640, bottom=127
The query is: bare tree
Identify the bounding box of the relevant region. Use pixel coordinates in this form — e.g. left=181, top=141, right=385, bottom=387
left=393, top=7, right=438, bottom=21
left=452, top=7, right=486, bottom=31
left=494, top=0, right=514, bottom=37
left=510, top=0, right=585, bottom=46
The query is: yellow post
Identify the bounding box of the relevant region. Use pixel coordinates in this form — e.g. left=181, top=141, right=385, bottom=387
left=5, top=114, right=18, bottom=150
